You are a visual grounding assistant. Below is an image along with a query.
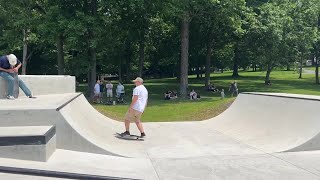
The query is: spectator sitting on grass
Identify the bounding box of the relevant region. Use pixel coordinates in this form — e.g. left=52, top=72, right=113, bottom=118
left=190, top=89, right=199, bottom=100
left=208, top=83, right=219, bottom=92
left=164, top=91, right=171, bottom=100
left=164, top=91, right=178, bottom=100
left=170, top=91, right=178, bottom=99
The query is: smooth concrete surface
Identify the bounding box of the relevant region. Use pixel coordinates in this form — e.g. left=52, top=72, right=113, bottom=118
left=57, top=93, right=320, bottom=157
left=0, top=126, right=52, bottom=137
left=0, top=93, right=110, bottom=156
left=0, top=150, right=319, bottom=180
left=274, top=151, right=320, bottom=177
left=204, top=93, right=320, bottom=153
left=1, top=93, right=320, bottom=157
left=0, top=93, right=78, bottom=110
left=0, top=149, right=159, bottom=180
left=0, top=75, right=75, bottom=98
left=151, top=153, right=320, bottom=180
left=58, top=95, right=264, bottom=157
left=1, top=93, right=320, bottom=179
left=0, top=135, right=56, bottom=162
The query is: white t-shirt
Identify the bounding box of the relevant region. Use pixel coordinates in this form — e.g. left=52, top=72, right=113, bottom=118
left=132, top=85, right=148, bottom=112
left=116, top=84, right=124, bottom=93
left=106, top=83, right=113, bottom=92
left=94, top=83, right=100, bottom=93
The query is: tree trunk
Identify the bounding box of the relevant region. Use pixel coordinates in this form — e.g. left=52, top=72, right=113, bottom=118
left=316, top=15, right=320, bottom=84
left=89, top=47, right=97, bottom=99
left=152, top=59, right=159, bottom=78
left=286, top=62, right=290, bottom=71
left=232, top=43, right=239, bottom=78
left=22, top=29, right=28, bottom=75
left=265, top=62, right=273, bottom=85
left=124, top=39, right=132, bottom=81
left=205, top=41, right=212, bottom=87
left=180, top=13, right=190, bottom=97
left=87, top=0, right=97, bottom=99
left=299, top=58, right=303, bottom=79
left=138, top=32, right=145, bottom=78
left=57, top=33, right=65, bottom=75
left=119, top=57, right=122, bottom=82
left=315, top=56, right=319, bottom=84
left=196, top=66, right=200, bottom=79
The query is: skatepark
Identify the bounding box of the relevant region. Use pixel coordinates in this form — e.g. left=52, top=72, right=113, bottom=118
left=0, top=76, right=320, bottom=179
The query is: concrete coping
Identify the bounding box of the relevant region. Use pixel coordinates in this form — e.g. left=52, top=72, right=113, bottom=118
left=242, top=92, right=320, bottom=101
left=0, top=126, right=55, bottom=146
left=0, top=166, right=139, bottom=180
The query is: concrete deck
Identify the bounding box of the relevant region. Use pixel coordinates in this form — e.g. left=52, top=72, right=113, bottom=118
left=0, top=92, right=320, bottom=179
left=0, top=75, right=75, bottom=99
left=0, top=150, right=319, bottom=179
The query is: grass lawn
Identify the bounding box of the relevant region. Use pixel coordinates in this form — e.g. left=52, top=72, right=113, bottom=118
left=80, top=70, right=320, bottom=122
left=304, top=66, right=316, bottom=71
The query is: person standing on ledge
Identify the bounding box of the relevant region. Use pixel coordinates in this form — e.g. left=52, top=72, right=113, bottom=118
left=0, top=54, right=34, bottom=99
left=121, top=77, right=148, bottom=138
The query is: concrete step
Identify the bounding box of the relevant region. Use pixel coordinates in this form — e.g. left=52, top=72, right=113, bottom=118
left=0, top=126, right=56, bottom=162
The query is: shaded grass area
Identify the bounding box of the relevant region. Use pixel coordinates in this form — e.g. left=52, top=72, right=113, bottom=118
left=94, top=98, right=234, bottom=122
left=79, top=70, right=320, bottom=122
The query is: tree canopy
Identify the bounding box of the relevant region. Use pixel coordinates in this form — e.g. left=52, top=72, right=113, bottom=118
left=0, top=0, right=319, bottom=96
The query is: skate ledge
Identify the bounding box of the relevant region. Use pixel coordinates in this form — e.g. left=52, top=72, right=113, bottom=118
left=242, top=92, right=320, bottom=101
left=0, top=75, right=75, bottom=99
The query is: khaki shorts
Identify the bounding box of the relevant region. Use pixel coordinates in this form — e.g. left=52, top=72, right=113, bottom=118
left=125, top=109, right=142, bottom=122
left=107, top=91, right=113, bottom=97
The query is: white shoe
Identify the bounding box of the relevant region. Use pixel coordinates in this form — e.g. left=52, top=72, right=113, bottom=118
left=7, top=95, right=15, bottom=100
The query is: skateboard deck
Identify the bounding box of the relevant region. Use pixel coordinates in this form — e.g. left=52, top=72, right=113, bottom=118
left=13, top=72, right=19, bottom=98
left=115, top=133, right=144, bottom=141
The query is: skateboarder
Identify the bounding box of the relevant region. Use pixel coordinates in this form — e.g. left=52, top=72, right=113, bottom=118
left=0, top=54, right=34, bottom=99
left=121, top=77, right=148, bottom=138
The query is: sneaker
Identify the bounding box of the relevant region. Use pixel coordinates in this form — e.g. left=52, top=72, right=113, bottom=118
left=140, top=132, right=146, bottom=138
left=6, top=95, right=15, bottom=100
left=120, top=131, right=130, bottom=136
left=27, top=94, right=36, bottom=98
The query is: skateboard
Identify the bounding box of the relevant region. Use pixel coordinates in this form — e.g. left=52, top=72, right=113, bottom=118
left=115, top=133, right=144, bottom=141
left=13, top=72, right=19, bottom=98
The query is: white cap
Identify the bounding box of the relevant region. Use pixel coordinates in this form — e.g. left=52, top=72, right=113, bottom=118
left=7, top=54, right=17, bottom=66
left=132, top=77, right=143, bottom=83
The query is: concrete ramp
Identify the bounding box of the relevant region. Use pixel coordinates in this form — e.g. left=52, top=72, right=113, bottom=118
left=0, top=94, right=122, bottom=157
left=51, top=92, right=320, bottom=156
left=1, top=92, right=320, bottom=160
left=2, top=91, right=320, bottom=179
left=205, top=93, right=320, bottom=153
